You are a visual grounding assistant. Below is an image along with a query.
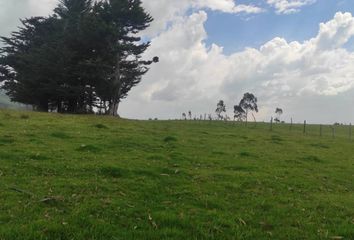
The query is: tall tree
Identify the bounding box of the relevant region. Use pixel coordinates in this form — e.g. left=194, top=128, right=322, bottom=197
left=275, top=108, right=283, bottom=123
left=0, top=0, right=157, bottom=115
left=96, top=0, right=158, bottom=116
left=0, top=16, right=64, bottom=112
left=239, top=92, right=258, bottom=124
left=215, top=100, right=226, bottom=120
left=182, top=113, right=186, bottom=120
left=234, top=104, right=246, bottom=121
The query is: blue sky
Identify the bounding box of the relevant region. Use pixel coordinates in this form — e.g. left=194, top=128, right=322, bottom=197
left=205, top=0, right=354, bottom=54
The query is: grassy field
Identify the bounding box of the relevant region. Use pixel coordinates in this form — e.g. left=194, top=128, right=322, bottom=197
left=0, top=109, right=353, bottom=240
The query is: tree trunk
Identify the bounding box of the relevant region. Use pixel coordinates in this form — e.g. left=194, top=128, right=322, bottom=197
left=109, top=52, right=122, bottom=117
left=68, top=99, right=76, bottom=113
left=245, top=110, right=248, bottom=126
left=57, top=100, right=62, bottom=113
left=37, top=100, right=48, bottom=112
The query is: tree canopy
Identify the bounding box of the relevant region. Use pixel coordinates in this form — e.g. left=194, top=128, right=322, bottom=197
left=0, top=0, right=157, bottom=115
left=216, top=100, right=226, bottom=120
left=239, top=92, right=258, bottom=122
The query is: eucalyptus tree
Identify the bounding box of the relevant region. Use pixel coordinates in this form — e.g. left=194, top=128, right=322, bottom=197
left=234, top=104, right=246, bottom=121
left=239, top=93, right=258, bottom=123
left=275, top=108, right=283, bottom=123
left=215, top=100, right=226, bottom=120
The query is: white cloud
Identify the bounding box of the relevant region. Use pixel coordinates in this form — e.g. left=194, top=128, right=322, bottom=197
left=121, top=12, right=354, bottom=123
left=267, top=0, right=316, bottom=14
left=141, top=0, right=263, bottom=36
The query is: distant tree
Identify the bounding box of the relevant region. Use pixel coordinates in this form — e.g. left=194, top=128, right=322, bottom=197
left=239, top=93, right=258, bottom=124
left=234, top=104, right=246, bottom=121
left=215, top=100, right=226, bottom=120
left=275, top=108, right=283, bottom=123
left=188, top=110, right=192, bottom=120
left=182, top=113, right=186, bottom=120
left=208, top=114, right=212, bottom=121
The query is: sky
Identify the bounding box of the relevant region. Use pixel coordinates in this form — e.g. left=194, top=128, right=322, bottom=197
left=1, top=0, right=354, bottom=123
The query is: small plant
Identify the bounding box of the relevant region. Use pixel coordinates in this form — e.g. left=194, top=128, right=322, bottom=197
left=93, top=123, right=108, bottom=129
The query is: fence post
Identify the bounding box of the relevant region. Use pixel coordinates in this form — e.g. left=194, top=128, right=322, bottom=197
left=320, top=124, right=322, bottom=137
left=290, top=118, right=293, bottom=131
left=303, top=120, right=306, bottom=134
left=270, top=117, right=273, bottom=131
left=350, top=123, right=352, bottom=141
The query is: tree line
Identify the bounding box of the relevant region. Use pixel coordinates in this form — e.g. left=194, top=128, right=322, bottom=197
left=0, top=0, right=157, bottom=116
left=182, top=92, right=284, bottom=123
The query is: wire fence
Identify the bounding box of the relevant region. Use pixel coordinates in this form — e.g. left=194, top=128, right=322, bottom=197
left=173, top=118, right=353, bottom=141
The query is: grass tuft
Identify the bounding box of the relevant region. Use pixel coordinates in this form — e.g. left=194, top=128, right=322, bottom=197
left=93, top=123, right=108, bottom=129
left=301, top=155, right=324, bottom=163
left=100, top=166, right=126, bottom=178
left=310, top=143, right=330, bottom=149
left=239, top=151, right=251, bottom=157
left=0, top=136, right=15, bottom=145
left=164, top=136, right=177, bottom=143
left=29, top=153, right=49, bottom=161
left=51, top=132, right=71, bottom=139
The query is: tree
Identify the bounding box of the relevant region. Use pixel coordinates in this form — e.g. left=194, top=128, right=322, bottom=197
left=0, top=16, right=65, bottom=112
left=215, top=100, right=226, bottom=120
left=0, top=0, right=158, bottom=115
left=275, top=108, right=283, bottom=123
left=239, top=92, right=258, bottom=124
left=188, top=111, right=192, bottom=120
left=234, top=104, right=246, bottom=121
left=96, top=0, right=158, bottom=116
left=182, top=113, right=186, bottom=120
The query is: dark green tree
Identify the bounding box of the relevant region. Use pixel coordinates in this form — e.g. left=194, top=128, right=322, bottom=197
left=0, top=0, right=157, bottom=115
left=239, top=92, right=258, bottom=124
left=275, top=107, right=283, bottom=123
left=234, top=104, right=246, bottom=121
left=95, top=0, right=158, bottom=116
left=215, top=100, right=226, bottom=120
left=0, top=16, right=64, bottom=112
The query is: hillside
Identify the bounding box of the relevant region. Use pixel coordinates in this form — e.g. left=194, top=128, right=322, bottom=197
left=0, top=109, right=353, bottom=239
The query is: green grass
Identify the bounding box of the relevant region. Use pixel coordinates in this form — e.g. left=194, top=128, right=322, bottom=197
left=0, top=109, right=353, bottom=240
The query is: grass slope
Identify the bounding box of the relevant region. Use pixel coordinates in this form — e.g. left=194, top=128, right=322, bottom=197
left=0, top=110, right=353, bottom=240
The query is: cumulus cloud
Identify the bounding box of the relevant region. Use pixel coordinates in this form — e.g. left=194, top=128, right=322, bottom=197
left=141, top=0, right=263, bottom=36
left=267, top=0, right=316, bottom=14
left=121, top=12, right=354, bottom=122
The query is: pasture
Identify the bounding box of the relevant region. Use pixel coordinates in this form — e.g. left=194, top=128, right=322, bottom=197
left=0, top=109, right=353, bottom=239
